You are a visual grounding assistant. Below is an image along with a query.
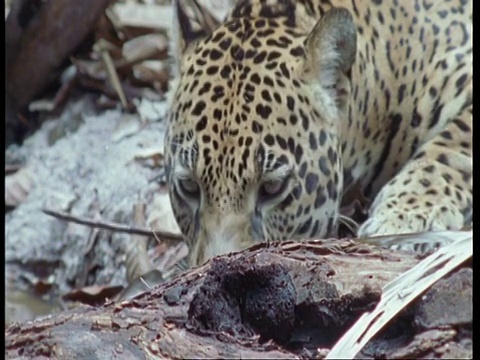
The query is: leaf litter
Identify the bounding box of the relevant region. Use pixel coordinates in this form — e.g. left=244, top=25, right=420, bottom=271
left=5, top=95, right=185, bottom=319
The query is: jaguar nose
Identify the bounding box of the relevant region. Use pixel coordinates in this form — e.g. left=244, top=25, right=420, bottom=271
left=191, top=212, right=254, bottom=266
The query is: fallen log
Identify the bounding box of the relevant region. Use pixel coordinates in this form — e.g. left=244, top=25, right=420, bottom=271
left=5, top=238, right=472, bottom=359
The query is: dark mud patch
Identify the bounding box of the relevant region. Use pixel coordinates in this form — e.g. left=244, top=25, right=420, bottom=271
left=187, top=253, right=381, bottom=352
left=187, top=255, right=296, bottom=343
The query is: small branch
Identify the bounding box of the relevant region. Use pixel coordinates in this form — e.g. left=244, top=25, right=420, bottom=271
left=42, top=208, right=184, bottom=244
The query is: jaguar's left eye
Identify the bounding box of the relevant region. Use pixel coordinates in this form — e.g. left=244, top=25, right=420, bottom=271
left=177, top=178, right=200, bottom=199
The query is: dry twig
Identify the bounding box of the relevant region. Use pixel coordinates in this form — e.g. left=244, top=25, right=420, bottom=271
left=42, top=208, right=183, bottom=244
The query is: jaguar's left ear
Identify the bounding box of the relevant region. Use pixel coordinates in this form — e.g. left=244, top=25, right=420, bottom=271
left=171, top=0, right=221, bottom=74
left=302, top=8, right=357, bottom=107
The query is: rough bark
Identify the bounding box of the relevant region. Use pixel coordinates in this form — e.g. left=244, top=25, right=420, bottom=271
left=5, top=239, right=472, bottom=359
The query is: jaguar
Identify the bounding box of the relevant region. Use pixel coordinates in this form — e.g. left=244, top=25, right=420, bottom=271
left=164, top=0, right=472, bottom=267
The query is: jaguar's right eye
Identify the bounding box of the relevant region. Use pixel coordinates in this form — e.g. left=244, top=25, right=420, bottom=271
left=258, top=176, right=291, bottom=204
left=177, top=178, right=200, bottom=199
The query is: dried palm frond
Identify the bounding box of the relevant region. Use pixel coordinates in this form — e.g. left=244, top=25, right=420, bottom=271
left=326, top=230, right=472, bottom=359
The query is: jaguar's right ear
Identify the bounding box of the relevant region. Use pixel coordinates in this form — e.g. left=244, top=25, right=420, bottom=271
left=171, top=0, right=221, bottom=74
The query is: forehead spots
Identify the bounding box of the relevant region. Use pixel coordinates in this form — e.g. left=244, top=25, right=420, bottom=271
left=286, top=96, right=295, bottom=111
left=267, top=51, right=282, bottom=61
left=196, top=115, right=208, bottom=132
left=275, top=135, right=288, bottom=150
left=314, top=188, right=327, bottom=208
left=289, top=46, right=304, bottom=57
left=211, top=86, right=225, bottom=101
left=266, top=37, right=292, bottom=49
left=211, top=30, right=225, bottom=42
left=219, top=37, right=232, bottom=51
left=198, top=82, right=211, bottom=95
left=250, top=73, right=261, bottom=84
left=251, top=120, right=264, bottom=133
left=319, top=130, right=327, bottom=146
left=170, top=12, right=339, bottom=206
left=327, top=147, right=338, bottom=165
left=299, top=109, right=310, bottom=131
left=261, top=90, right=272, bottom=102
left=318, top=156, right=331, bottom=176
left=264, top=134, right=275, bottom=146
left=326, top=180, right=337, bottom=200
left=273, top=92, right=282, bottom=103
left=309, top=133, right=318, bottom=150
left=279, top=63, right=290, bottom=78
left=191, top=101, right=206, bottom=116
left=206, top=65, right=219, bottom=75
left=305, top=173, right=319, bottom=194
left=256, top=103, right=272, bottom=119
left=213, top=109, right=222, bottom=120
left=264, top=76, right=274, bottom=86
left=251, top=37, right=262, bottom=48
left=253, top=51, right=268, bottom=63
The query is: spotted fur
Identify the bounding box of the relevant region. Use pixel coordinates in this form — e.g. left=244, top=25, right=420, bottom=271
left=165, top=0, right=472, bottom=266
